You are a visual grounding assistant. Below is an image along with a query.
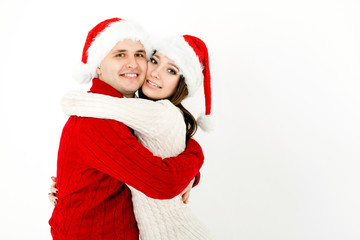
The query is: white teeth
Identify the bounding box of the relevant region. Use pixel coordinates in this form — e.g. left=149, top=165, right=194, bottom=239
left=148, top=80, right=160, bottom=88
left=124, top=73, right=137, bottom=77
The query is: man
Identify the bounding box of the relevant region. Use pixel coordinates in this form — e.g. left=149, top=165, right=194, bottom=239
left=49, top=18, right=203, bottom=240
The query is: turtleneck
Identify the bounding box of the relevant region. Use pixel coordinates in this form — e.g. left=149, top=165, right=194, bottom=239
left=89, top=78, right=125, bottom=98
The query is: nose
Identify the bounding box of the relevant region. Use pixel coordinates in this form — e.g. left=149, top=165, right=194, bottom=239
left=150, top=66, right=160, bottom=79
left=126, top=56, right=138, bottom=69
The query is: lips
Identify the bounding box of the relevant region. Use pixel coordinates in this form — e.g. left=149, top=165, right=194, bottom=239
left=146, top=80, right=161, bottom=88
left=120, top=73, right=139, bottom=78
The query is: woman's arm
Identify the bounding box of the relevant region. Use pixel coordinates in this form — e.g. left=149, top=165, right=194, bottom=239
left=61, top=91, right=183, bottom=137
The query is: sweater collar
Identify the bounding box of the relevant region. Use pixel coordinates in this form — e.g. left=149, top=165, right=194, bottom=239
left=89, top=78, right=124, bottom=98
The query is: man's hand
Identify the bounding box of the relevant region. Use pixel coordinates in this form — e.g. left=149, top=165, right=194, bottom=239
left=180, top=177, right=195, bottom=204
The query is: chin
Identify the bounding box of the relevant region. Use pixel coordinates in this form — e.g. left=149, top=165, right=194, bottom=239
left=142, top=88, right=160, bottom=100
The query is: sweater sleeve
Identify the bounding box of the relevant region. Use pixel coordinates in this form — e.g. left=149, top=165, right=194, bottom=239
left=77, top=117, right=204, bottom=199
left=62, top=91, right=179, bottom=137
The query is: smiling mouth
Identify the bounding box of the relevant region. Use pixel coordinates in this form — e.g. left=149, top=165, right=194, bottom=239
left=147, top=80, right=161, bottom=88
left=121, top=73, right=138, bottom=78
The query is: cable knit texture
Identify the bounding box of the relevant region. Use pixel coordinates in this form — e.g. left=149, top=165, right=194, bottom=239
left=49, top=79, right=204, bottom=240
left=61, top=85, right=214, bottom=239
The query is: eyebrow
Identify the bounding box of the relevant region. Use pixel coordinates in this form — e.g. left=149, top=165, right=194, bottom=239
left=113, top=49, right=146, bottom=53
left=153, top=54, right=179, bottom=71
left=169, top=63, right=180, bottom=72
left=113, top=49, right=127, bottom=53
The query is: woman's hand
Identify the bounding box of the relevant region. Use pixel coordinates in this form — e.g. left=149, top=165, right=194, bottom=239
left=49, top=176, right=58, bottom=206
left=49, top=176, right=195, bottom=204
left=180, top=177, right=195, bottom=204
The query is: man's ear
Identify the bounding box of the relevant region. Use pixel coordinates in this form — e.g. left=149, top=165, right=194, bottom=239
left=96, top=67, right=101, bottom=76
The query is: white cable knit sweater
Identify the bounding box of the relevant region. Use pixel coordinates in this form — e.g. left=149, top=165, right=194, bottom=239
left=61, top=91, right=213, bottom=240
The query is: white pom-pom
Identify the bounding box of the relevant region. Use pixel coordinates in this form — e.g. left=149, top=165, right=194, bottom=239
left=72, top=62, right=93, bottom=84
left=197, top=113, right=215, bottom=132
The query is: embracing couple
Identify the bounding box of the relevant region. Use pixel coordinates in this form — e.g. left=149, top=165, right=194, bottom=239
left=48, top=17, right=213, bottom=240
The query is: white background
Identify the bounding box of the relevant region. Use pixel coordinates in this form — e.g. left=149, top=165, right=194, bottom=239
left=1, top=0, right=360, bottom=239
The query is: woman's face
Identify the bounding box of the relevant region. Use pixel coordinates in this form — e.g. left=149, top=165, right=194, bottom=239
left=141, top=52, right=181, bottom=100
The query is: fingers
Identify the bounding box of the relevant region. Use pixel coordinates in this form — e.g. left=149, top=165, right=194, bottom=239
left=181, top=190, right=190, bottom=204
left=180, top=185, right=190, bottom=198
left=49, top=176, right=58, bottom=206
left=180, top=177, right=196, bottom=204
left=181, top=185, right=191, bottom=204
left=50, top=176, right=58, bottom=194
left=49, top=192, right=58, bottom=206
left=50, top=183, right=58, bottom=194
left=180, top=187, right=186, bottom=196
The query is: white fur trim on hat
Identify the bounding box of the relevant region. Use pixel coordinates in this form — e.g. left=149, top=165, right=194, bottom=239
left=154, top=37, right=203, bottom=97
left=75, top=20, right=153, bottom=84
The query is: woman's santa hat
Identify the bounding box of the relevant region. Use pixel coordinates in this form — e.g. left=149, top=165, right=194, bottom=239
left=154, top=35, right=213, bottom=131
left=74, top=17, right=152, bottom=84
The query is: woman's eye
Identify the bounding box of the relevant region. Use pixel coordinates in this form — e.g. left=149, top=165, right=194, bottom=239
left=150, top=58, right=157, bottom=64
left=168, top=68, right=177, bottom=75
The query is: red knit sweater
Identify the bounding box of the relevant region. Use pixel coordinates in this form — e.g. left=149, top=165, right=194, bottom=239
left=49, top=79, right=204, bottom=240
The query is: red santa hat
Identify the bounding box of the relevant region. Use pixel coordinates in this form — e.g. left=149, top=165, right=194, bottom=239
left=74, top=17, right=152, bottom=84
left=154, top=35, right=213, bottom=131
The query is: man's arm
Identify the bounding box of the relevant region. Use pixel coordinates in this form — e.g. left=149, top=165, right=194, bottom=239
left=78, top=117, right=204, bottom=200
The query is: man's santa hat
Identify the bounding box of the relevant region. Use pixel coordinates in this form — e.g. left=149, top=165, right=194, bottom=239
left=154, top=35, right=213, bottom=131
left=74, top=17, right=152, bottom=84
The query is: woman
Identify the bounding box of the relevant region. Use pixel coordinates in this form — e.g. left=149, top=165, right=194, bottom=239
left=51, top=35, right=213, bottom=240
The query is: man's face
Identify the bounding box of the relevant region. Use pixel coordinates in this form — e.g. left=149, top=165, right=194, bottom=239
left=96, top=39, right=147, bottom=98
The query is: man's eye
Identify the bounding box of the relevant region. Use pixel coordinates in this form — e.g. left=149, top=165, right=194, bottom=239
left=136, top=53, right=145, bottom=57
left=116, top=53, right=125, bottom=57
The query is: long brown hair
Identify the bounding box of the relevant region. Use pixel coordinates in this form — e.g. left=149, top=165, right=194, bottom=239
left=138, top=75, right=198, bottom=140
